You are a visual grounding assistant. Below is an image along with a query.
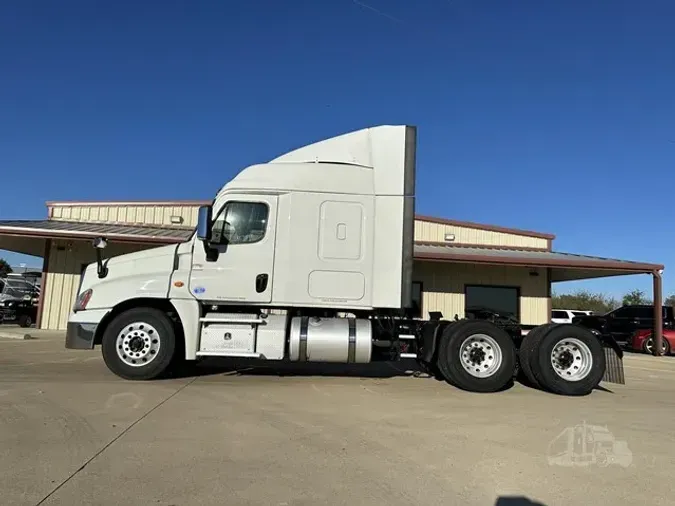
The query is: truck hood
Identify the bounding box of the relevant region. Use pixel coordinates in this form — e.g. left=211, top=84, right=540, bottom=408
left=81, top=243, right=181, bottom=309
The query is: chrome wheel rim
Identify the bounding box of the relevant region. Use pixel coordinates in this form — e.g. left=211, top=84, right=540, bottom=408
left=645, top=337, right=666, bottom=354
left=459, top=334, right=503, bottom=378
left=115, top=322, right=160, bottom=367
left=550, top=338, right=593, bottom=382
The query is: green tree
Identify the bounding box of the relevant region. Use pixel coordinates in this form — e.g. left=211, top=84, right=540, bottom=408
left=0, top=258, right=12, bottom=277
left=551, top=290, right=619, bottom=314
left=622, top=289, right=652, bottom=306
left=664, top=294, right=675, bottom=307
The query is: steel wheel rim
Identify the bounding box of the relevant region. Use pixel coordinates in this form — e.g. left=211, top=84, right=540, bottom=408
left=459, top=333, right=503, bottom=378
left=115, top=322, right=160, bottom=367
left=550, top=337, right=593, bottom=382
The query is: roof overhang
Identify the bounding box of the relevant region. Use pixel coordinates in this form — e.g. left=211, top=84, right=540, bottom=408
left=0, top=221, right=664, bottom=282
left=0, top=220, right=191, bottom=256
left=414, top=243, right=663, bottom=280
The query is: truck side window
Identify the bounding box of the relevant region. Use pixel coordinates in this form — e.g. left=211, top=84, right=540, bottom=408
left=211, top=201, right=269, bottom=245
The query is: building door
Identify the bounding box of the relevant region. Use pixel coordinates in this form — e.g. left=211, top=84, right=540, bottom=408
left=189, top=195, right=278, bottom=304
left=465, top=285, right=520, bottom=321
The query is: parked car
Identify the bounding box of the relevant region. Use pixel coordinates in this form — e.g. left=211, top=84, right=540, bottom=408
left=551, top=309, right=593, bottom=324
left=631, top=329, right=675, bottom=355
left=572, top=305, right=675, bottom=343
left=0, top=277, right=40, bottom=327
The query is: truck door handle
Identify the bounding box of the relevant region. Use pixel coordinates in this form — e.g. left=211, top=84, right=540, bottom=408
left=256, top=274, right=269, bottom=293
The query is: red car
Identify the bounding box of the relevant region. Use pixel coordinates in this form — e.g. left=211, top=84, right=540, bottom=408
left=631, top=329, right=675, bottom=355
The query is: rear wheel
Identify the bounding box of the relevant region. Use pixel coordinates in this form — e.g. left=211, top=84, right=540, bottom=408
left=101, top=307, right=177, bottom=380
left=517, top=323, right=557, bottom=387
left=436, top=320, right=516, bottom=393
left=530, top=324, right=605, bottom=396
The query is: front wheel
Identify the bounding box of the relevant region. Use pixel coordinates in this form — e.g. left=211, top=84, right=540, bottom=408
left=101, top=307, right=177, bottom=380
left=18, top=314, right=33, bottom=328
left=436, top=320, right=517, bottom=393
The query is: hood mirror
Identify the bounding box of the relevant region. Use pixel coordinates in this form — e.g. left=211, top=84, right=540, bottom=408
left=93, top=237, right=108, bottom=250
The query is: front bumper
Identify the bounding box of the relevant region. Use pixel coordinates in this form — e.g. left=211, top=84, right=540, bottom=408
left=65, top=308, right=110, bottom=349
left=0, top=308, right=17, bottom=321
left=65, top=322, right=98, bottom=349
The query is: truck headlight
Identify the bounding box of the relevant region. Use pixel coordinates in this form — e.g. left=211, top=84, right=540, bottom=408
left=73, top=289, right=93, bottom=312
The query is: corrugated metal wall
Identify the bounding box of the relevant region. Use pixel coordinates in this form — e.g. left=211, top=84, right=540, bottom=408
left=414, top=220, right=548, bottom=249
left=50, top=203, right=201, bottom=228
left=412, top=261, right=548, bottom=325
left=50, top=204, right=548, bottom=250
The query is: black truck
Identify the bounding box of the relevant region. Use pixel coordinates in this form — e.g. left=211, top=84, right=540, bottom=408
left=572, top=305, right=674, bottom=343
left=0, top=277, right=40, bottom=327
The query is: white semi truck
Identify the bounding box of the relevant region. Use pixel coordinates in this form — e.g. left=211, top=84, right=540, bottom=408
left=66, top=125, right=624, bottom=395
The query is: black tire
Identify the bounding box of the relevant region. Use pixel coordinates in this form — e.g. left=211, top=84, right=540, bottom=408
left=530, top=324, right=605, bottom=396
left=101, top=307, right=177, bottom=380
left=643, top=335, right=671, bottom=356
left=416, top=360, right=444, bottom=381
left=518, top=323, right=558, bottom=388
left=436, top=320, right=517, bottom=393
left=18, top=314, right=33, bottom=328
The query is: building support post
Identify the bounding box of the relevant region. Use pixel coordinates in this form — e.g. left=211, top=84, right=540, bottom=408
left=36, top=239, right=52, bottom=330
left=653, top=270, right=663, bottom=357
left=546, top=268, right=552, bottom=323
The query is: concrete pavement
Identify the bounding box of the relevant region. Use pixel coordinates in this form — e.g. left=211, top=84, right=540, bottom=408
left=1, top=335, right=674, bottom=506
left=0, top=324, right=63, bottom=340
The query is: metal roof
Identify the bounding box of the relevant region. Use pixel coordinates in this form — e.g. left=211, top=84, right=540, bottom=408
left=415, top=243, right=663, bottom=272
left=0, top=220, right=192, bottom=244
left=0, top=220, right=663, bottom=273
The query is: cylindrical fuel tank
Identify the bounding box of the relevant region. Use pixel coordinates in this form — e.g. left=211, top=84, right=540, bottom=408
left=289, top=316, right=372, bottom=363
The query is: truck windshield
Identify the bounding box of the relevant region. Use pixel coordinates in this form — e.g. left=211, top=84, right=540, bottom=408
left=1, top=279, right=36, bottom=298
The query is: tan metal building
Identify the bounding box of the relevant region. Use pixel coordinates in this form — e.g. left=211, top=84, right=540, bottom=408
left=0, top=200, right=664, bottom=332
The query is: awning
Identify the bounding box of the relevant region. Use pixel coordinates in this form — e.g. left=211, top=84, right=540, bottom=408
left=0, top=220, right=192, bottom=256
left=0, top=220, right=665, bottom=282
left=414, top=243, right=663, bottom=281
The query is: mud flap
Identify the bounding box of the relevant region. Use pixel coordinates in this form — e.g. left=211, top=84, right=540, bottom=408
left=602, top=346, right=625, bottom=385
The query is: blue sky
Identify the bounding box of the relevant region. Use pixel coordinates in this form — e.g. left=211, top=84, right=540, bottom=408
left=1, top=0, right=673, bottom=298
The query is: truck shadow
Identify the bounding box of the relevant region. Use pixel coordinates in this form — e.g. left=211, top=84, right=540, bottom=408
left=495, top=497, right=546, bottom=506
left=168, top=358, right=432, bottom=380
left=516, top=372, right=614, bottom=394
left=167, top=358, right=519, bottom=391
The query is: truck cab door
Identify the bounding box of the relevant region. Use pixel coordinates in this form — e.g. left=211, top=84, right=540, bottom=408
left=190, top=195, right=277, bottom=304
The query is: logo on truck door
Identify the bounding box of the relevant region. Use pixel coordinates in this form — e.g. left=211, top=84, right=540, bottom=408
left=193, top=286, right=206, bottom=294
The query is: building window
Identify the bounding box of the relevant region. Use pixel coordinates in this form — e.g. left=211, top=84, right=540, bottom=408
left=465, top=285, right=520, bottom=321
left=409, top=281, right=423, bottom=318
left=211, top=202, right=269, bottom=245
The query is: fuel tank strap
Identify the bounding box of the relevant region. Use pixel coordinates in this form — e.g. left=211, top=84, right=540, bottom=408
left=347, top=318, right=356, bottom=363
left=298, top=316, right=309, bottom=362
